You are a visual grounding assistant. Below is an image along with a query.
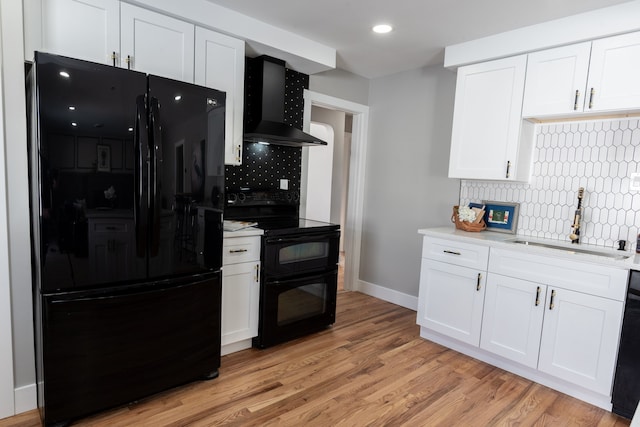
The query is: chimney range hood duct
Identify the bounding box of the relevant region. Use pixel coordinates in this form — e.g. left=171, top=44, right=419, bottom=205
left=243, top=56, right=327, bottom=147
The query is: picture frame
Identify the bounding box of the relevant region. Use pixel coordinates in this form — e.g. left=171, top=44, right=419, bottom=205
left=482, top=200, right=520, bottom=234
left=96, top=144, right=111, bottom=172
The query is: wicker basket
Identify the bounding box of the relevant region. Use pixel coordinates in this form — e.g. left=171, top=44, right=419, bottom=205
left=451, top=206, right=486, bottom=232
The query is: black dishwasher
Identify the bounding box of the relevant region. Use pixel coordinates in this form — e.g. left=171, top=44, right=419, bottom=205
left=612, top=269, right=640, bottom=418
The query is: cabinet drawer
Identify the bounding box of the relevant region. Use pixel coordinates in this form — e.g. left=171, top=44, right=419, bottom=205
left=489, top=248, right=628, bottom=301
left=90, top=220, right=132, bottom=234
left=223, top=236, right=261, bottom=265
left=422, top=236, right=489, bottom=270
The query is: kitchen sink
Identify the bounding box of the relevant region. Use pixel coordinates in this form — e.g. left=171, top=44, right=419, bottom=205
left=510, top=239, right=632, bottom=260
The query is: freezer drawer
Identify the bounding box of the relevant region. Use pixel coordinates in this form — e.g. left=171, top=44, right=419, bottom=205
left=38, top=273, right=221, bottom=425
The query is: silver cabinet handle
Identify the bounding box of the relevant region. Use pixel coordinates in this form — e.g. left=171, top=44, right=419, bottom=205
left=588, top=88, right=595, bottom=109
left=443, top=250, right=461, bottom=256
left=535, top=286, right=541, bottom=306
left=476, top=273, right=482, bottom=291
left=506, top=161, right=511, bottom=179
left=549, top=289, right=556, bottom=310
left=573, top=90, right=580, bottom=110
left=229, top=249, right=248, bottom=253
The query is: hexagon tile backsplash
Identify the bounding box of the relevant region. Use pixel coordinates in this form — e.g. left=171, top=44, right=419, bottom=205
left=460, top=117, right=640, bottom=249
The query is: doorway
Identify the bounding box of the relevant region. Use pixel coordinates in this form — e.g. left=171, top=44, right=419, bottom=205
left=302, top=90, right=369, bottom=293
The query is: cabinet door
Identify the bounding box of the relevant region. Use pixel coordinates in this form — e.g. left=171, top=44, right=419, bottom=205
left=221, top=262, right=260, bottom=345
left=480, top=273, right=546, bottom=368
left=522, top=42, right=591, bottom=117
left=538, top=287, right=623, bottom=395
left=586, top=31, right=640, bottom=112
left=195, top=27, right=245, bottom=166
left=41, top=0, right=119, bottom=65
left=417, top=259, right=486, bottom=346
left=120, top=3, right=195, bottom=82
left=448, top=55, right=526, bottom=180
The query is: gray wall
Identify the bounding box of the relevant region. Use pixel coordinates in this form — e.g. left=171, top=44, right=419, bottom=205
left=359, top=65, right=460, bottom=297
left=309, top=68, right=369, bottom=106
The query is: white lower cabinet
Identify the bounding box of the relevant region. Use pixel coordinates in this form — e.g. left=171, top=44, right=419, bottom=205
left=417, top=259, right=486, bottom=346
left=417, top=234, right=628, bottom=409
left=221, top=233, right=261, bottom=355
left=480, top=273, right=546, bottom=368
left=538, top=287, right=623, bottom=395
left=222, top=262, right=260, bottom=350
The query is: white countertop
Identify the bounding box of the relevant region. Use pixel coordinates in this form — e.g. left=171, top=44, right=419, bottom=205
left=418, top=226, right=640, bottom=271
left=223, top=227, right=264, bottom=238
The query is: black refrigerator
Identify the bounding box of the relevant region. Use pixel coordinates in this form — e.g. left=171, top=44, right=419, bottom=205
left=26, top=52, right=225, bottom=426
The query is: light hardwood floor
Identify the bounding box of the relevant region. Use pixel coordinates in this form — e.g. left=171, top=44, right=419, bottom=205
left=0, top=291, right=631, bottom=426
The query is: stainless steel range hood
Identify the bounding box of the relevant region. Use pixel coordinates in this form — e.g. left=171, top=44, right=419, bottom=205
left=244, top=56, right=327, bottom=147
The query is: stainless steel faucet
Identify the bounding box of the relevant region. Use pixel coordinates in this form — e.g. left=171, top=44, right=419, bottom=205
left=569, top=187, right=584, bottom=244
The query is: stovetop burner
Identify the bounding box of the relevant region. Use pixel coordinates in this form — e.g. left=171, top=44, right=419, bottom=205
left=224, top=188, right=339, bottom=235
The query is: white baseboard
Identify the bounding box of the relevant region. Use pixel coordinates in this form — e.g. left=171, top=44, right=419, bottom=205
left=14, top=383, right=36, bottom=414
left=356, top=280, right=418, bottom=311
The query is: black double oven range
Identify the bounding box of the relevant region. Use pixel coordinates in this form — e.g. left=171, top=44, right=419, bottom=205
left=225, top=188, right=340, bottom=348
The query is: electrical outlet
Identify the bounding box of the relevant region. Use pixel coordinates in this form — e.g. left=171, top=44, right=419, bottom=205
left=279, top=179, right=289, bottom=190
left=631, top=173, right=640, bottom=191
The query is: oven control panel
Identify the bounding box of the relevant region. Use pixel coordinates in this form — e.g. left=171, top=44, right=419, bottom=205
left=226, top=189, right=300, bottom=206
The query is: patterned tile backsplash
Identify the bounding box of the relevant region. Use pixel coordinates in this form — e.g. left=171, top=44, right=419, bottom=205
left=460, top=117, right=640, bottom=249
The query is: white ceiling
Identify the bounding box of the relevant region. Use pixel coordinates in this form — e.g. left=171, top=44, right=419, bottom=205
left=204, top=0, right=632, bottom=79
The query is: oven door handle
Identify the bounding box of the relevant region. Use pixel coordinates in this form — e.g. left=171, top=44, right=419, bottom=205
left=265, top=231, right=340, bottom=245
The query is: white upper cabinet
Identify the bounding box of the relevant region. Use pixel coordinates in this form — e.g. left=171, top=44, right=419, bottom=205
left=586, top=31, right=640, bottom=113
left=449, top=55, right=531, bottom=181
left=120, top=3, right=194, bottom=83
left=523, top=31, right=640, bottom=118
left=41, top=0, right=119, bottom=65
left=522, top=42, right=591, bottom=117
left=195, top=28, right=245, bottom=165
left=38, top=0, right=195, bottom=83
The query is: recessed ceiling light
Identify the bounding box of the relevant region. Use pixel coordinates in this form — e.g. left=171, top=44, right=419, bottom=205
left=174, top=95, right=182, bottom=101
left=128, top=127, right=134, bottom=132
left=71, top=122, right=77, bottom=127
left=68, top=106, right=76, bottom=110
left=372, top=24, right=393, bottom=34
left=59, top=71, right=70, bottom=78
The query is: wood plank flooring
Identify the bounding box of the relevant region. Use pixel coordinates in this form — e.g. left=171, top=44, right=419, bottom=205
left=0, top=291, right=631, bottom=426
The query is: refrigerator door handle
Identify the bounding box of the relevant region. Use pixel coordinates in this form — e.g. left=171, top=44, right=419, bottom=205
left=149, top=97, right=162, bottom=256
left=135, top=95, right=149, bottom=258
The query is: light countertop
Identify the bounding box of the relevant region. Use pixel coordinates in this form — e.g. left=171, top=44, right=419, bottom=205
left=419, top=226, right=640, bottom=271
left=223, top=227, right=264, bottom=238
